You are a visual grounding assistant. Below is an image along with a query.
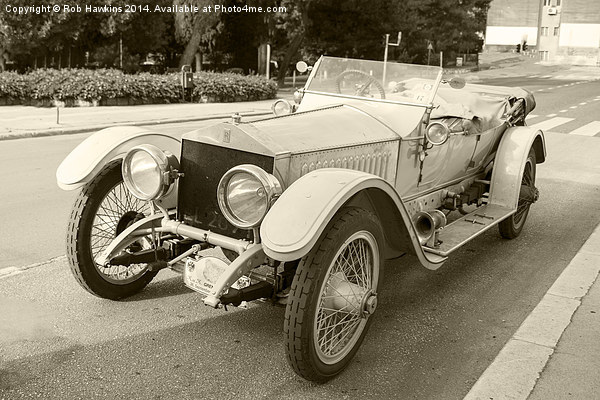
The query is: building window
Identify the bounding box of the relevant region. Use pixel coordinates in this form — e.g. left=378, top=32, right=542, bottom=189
left=540, top=51, right=549, bottom=61
left=556, top=0, right=561, bottom=6
left=554, top=26, right=560, bottom=36
left=544, top=0, right=551, bottom=6
left=541, top=27, right=549, bottom=36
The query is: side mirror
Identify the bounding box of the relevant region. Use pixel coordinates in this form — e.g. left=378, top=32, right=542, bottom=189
left=296, top=61, right=309, bottom=73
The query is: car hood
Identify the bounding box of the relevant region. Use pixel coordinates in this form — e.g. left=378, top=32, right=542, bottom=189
left=181, top=104, right=401, bottom=157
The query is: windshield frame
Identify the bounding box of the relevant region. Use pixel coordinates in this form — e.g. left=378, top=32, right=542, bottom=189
left=303, top=56, right=443, bottom=109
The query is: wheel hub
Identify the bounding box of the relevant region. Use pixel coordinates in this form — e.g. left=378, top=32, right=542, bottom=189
left=363, top=292, right=377, bottom=315
left=323, top=272, right=366, bottom=313
left=519, top=184, right=539, bottom=204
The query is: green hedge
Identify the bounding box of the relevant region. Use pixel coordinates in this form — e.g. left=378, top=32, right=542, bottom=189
left=0, top=71, right=29, bottom=100
left=0, top=69, right=277, bottom=106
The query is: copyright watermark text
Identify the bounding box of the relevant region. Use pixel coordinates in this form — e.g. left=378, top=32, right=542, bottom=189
left=3, top=3, right=287, bottom=14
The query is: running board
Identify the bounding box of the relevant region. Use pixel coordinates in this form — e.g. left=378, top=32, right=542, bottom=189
left=423, top=204, right=514, bottom=257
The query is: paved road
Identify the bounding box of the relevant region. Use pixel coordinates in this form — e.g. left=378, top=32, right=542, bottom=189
left=476, top=75, right=600, bottom=136
left=2, top=74, right=598, bottom=270
left=1, top=130, right=599, bottom=399
left=1, top=75, right=600, bottom=399
left=0, top=119, right=226, bottom=270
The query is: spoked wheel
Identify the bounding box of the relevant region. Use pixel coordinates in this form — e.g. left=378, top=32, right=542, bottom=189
left=335, top=70, right=386, bottom=99
left=284, top=208, right=384, bottom=382
left=66, top=160, right=158, bottom=299
left=499, top=147, right=538, bottom=239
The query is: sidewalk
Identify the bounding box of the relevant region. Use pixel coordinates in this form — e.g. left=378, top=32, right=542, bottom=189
left=464, top=223, right=600, bottom=400
left=2, top=58, right=600, bottom=142
left=465, top=52, right=600, bottom=82
left=0, top=98, right=283, bottom=141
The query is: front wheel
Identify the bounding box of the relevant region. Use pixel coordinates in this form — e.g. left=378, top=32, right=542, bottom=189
left=66, top=160, right=158, bottom=299
left=284, top=208, right=384, bottom=382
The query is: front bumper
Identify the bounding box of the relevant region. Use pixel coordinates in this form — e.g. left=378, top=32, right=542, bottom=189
left=98, top=211, right=265, bottom=307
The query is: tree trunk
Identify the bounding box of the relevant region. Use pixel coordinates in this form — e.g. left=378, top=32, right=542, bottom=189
left=179, top=16, right=203, bottom=68
left=195, top=52, right=202, bottom=71
left=277, top=33, right=304, bottom=87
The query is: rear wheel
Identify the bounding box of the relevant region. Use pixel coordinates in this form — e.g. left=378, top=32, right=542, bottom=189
left=499, top=148, right=538, bottom=239
left=284, top=208, right=384, bottom=382
left=66, top=160, right=158, bottom=299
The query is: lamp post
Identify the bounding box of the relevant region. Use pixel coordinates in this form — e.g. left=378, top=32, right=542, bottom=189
left=382, top=32, right=401, bottom=87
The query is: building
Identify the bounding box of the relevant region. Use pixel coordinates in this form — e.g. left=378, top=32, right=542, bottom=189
left=485, top=0, right=600, bottom=65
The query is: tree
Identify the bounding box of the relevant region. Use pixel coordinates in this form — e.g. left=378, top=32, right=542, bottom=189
left=395, top=0, right=491, bottom=65
left=174, top=0, right=221, bottom=68
left=274, top=0, right=312, bottom=86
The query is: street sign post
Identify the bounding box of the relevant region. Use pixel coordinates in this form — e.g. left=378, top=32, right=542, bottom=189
left=427, top=42, right=434, bottom=65
left=383, top=32, right=401, bottom=87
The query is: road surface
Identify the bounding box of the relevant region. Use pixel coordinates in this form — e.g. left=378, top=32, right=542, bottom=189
left=1, top=74, right=599, bottom=399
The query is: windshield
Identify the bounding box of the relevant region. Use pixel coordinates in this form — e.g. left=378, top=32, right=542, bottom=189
left=306, top=56, right=443, bottom=105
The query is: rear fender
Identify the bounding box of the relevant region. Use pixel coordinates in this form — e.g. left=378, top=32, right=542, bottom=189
left=260, top=169, right=447, bottom=270
left=489, top=126, right=546, bottom=209
left=57, top=126, right=181, bottom=190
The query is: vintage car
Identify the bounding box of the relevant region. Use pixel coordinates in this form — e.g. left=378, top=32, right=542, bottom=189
left=56, top=56, right=545, bottom=382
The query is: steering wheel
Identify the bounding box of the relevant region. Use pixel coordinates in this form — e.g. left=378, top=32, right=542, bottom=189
left=335, top=70, right=386, bottom=99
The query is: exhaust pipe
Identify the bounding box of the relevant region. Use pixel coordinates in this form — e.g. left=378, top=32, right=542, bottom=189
left=412, top=209, right=447, bottom=246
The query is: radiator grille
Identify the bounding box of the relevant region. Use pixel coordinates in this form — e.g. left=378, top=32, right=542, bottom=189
left=177, top=140, right=274, bottom=240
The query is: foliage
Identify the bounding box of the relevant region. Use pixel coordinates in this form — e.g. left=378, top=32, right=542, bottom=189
left=192, top=71, right=277, bottom=102
left=174, top=0, right=222, bottom=67
left=272, top=0, right=492, bottom=72
left=0, top=0, right=493, bottom=73
left=0, top=69, right=277, bottom=104
left=0, top=0, right=178, bottom=69
left=395, top=0, right=491, bottom=65
left=0, top=71, right=28, bottom=98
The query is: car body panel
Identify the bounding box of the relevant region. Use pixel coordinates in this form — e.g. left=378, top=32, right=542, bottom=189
left=490, top=126, right=546, bottom=209
left=260, top=168, right=447, bottom=270
left=182, top=104, right=402, bottom=157
left=56, top=126, right=181, bottom=190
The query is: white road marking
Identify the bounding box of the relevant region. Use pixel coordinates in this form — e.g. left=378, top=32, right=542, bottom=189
left=525, top=114, right=539, bottom=120
left=529, top=117, right=574, bottom=131
left=541, top=75, right=552, bottom=78
left=569, top=121, right=600, bottom=137
left=464, top=225, right=600, bottom=400
left=559, top=109, right=568, bottom=113
left=580, top=102, right=587, bottom=105
left=570, top=106, right=578, bottom=109
left=546, top=113, right=557, bottom=117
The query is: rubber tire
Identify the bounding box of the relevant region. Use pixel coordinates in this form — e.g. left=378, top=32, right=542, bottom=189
left=498, top=147, right=536, bottom=239
left=66, top=160, right=158, bottom=300
left=284, top=208, right=384, bottom=382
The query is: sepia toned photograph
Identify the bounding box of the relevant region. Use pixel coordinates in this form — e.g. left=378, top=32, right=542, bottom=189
left=1, top=1, right=599, bottom=399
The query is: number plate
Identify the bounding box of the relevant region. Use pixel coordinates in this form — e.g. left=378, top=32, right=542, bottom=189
left=183, top=256, right=229, bottom=296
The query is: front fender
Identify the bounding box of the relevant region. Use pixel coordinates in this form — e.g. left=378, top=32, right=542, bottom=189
left=260, top=169, right=446, bottom=270
left=489, top=126, right=546, bottom=209
left=56, top=126, right=181, bottom=191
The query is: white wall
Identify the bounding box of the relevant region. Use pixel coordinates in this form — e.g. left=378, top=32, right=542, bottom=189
left=485, top=26, right=538, bottom=45
left=559, top=24, right=600, bottom=47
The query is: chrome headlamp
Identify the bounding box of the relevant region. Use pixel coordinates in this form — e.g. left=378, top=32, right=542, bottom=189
left=217, top=165, right=282, bottom=229
left=271, top=99, right=294, bottom=116
left=122, top=144, right=180, bottom=201
left=425, top=121, right=450, bottom=145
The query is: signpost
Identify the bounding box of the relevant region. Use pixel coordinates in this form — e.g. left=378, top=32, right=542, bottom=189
left=427, top=42, right=434, bottom=65
left=383, top=32, right=401, bottom=87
